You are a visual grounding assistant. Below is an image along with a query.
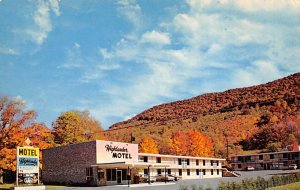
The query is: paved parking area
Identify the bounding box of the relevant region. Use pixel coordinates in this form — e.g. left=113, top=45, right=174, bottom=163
left=51, top=170, right=300, bottom=190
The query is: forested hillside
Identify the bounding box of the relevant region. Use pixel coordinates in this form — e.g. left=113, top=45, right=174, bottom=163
left=105, top=73, right=300, bottom=158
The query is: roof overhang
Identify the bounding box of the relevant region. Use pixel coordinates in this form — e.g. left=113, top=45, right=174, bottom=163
left=91, top=162, right=170, bottom=168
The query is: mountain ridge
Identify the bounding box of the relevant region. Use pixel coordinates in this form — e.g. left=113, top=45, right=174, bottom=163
left=109, top=72, right=300, bottom=130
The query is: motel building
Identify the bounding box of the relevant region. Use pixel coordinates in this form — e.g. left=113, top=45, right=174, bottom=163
left=230, top=151, right=300, bottom=171
left=42, top=140, right=225, bottom=186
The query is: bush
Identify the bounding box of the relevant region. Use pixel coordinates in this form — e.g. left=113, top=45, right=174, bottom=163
left=185, top=173, right=300, bottom=190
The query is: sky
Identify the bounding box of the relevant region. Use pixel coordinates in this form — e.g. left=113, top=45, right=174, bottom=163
left=0, top=0, right=300, bottom=129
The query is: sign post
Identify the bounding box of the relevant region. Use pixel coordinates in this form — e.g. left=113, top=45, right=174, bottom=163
left=16, top=146, right=39, bottom=186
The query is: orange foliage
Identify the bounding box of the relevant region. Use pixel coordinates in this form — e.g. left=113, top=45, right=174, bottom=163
left=138, top=136, right=158, bottom=154
left=168, top=130, right=214, bottom=157
left=0, top=96, right=53, bottom=174
left=292, top=141, right=299, bottom=151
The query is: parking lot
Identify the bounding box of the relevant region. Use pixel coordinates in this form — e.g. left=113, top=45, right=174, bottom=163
left=51, top=170, right=300, bottom=190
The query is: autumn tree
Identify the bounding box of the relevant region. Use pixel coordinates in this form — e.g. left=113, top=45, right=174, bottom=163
left=138, top=136, right=158, bottom=154
left=0, top=96, right=53, bottom=183
left=168, top=130, right=214, bottom=157
left=52, top=110, right=105, bottom=145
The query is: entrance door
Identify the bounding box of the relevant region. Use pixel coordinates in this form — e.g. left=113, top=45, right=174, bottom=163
left=117, top=170, right=122, bottom=184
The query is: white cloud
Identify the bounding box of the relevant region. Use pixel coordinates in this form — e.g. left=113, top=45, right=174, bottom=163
left=141, top=30, right=171, bottom=45
left=187, top=0, right=300, bottom=12
left=49, top=0, right=60, bottom=16
left=0, top=47, right=18, bottom=55
left=99, top=48, right=113, bottom=59
left=233, top=60, right=282, bottom=87
left=80, top=72, right=104, bottom=83
left=207, top=43, right=222, bottom=54
left=74, top=43, right=80, bottom=48
left=58, top=43, right=82, bottom=69
left=98, top=63, right=120, bottom=71
left=26, top=0, right=60, bottom=45
left=117, top=0, right=142, bottom=29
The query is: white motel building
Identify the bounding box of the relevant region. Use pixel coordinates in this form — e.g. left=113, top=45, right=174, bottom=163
left=42, top=140, right=225, bottom=186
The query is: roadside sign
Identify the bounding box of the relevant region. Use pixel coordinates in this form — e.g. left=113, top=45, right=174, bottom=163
left=16, top=146, right=39, bottom=186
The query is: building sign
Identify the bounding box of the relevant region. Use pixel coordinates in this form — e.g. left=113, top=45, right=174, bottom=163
left=96, top=140, right=138, bottom=163
left=105, top=144, right=133, bottom=159
left=17, top=147, right=39, bottom=185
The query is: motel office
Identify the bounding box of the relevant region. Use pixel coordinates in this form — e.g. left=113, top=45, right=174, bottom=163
left=42, top=140, right=225, bottom=186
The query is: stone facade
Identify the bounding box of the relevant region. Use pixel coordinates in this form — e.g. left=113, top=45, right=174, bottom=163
left=42, top=141, right=97, bottom=185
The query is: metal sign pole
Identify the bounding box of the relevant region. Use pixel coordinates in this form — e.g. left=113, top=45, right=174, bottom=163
left=38, top=151, right=40, bottom=185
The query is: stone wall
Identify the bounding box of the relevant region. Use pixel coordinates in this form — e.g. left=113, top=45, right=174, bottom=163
left=42, top=141, right=96, bottom=185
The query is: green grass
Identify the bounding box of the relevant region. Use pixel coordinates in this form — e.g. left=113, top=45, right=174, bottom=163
left=0, top=184, right=65, bottom=189
left=267, top=182, right=300, bottom=190
left=0, top=183, right=14, bottom=189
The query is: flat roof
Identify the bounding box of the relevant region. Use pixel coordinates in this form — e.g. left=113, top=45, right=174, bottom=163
left=91, top=161, right=170, bottom=168
left=232, top=150, right=300, bottom=157
left=139, top=153, right=225, bottom=161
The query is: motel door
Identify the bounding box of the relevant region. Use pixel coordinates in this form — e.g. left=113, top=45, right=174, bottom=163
left=117, top=170, right=122, bottom=184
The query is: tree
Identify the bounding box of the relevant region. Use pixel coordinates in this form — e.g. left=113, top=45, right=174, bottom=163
left=52, top=110, right=105, bottom=145
left=139, top=136, right=158, bottom=154
left=188, top=130, right=214, bottom=157
left=168, top=130, right=214, bottom=157
left=0, top=96, right=53, bottom=183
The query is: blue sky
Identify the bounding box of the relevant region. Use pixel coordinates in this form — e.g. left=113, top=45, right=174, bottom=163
left=0, top=0, right=300, bottom=129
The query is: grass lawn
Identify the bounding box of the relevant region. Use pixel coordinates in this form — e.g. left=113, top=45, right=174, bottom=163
left=0, top=183, right=14, bottom=189
left=0, top=184, right=65, bottom=189
left=267, top=182, right=300, bottom=190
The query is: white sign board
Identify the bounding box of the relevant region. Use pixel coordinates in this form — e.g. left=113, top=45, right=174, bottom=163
left=96, top=140, right=138, bottom=163
left=16, top=147, right=39, bottom=185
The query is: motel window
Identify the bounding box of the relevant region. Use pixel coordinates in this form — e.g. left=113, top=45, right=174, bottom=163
left=211, top=160, right=213, bottom=166
left=259, top=155, right=263, bottom=160
left=238, top=164, right=241, bottom=168
left=106, top=169, right=117, bottom=181
left=187, top=159, right=190, bottom=165
left=106, top=169, right=111, bottom=181
left=157, top=157, right=161, bottom=163
left=270, top=154, right=274, bottom=159
left=196, top=159, right=199, bottom=166
left=196, top=169, right=199, bottom=175
left=157, top=169, right=161, bottom=175
left=246, top=156, right=251, bottom=161
left=168, top=169, right=171, bottom=175
left=217, top=169, right=219, bottom=175
left=178, top=158, right=182, bottom=165
left=211, top=169, right=213, bottom=175
left=203, top=169, right=206, bottom=175
left=187, top=169, right=190, bottom=176
left=144, top=156, right=148, bottom=162
left=203, top=160, right=206, bottom=166
left=86, top=167, right=93, bottom=177
left=122, top=169, right=127, bottom=180
left=179, top=169, right=182, bottom=176
left=144, top=169, right=148, bottom=175
left=112, top=169, right=116, bottom=181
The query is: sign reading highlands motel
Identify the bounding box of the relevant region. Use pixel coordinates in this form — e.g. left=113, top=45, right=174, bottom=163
left=17, top=147, right=39, bottom=185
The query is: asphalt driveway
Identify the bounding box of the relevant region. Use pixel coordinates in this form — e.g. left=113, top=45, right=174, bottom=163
left=50, top=169, right=300, bottom=190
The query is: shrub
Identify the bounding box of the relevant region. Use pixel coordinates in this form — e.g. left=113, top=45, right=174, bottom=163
left=184, top=173, right=300, bottom=190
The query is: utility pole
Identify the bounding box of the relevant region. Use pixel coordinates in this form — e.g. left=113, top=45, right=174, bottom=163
left=130, top=132, right=135, bottom=143
left=226, top=137, right=229, bottom=162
